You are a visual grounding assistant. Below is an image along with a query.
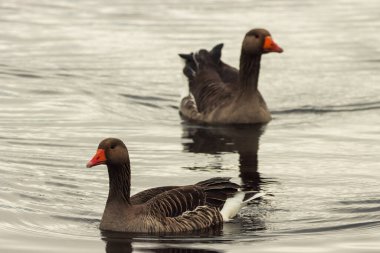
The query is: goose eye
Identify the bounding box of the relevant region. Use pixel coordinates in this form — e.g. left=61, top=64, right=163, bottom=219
left=254, top=34, right=259, bottom=39
left=110, top=145, right=116, bottom=149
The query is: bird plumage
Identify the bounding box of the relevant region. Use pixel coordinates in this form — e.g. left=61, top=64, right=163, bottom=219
left=179, top=28, right=283, bottom=124
left=87, top=138, right=263, bottom=233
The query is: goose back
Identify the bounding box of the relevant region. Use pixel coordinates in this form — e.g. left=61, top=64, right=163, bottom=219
left=180, top=47, right=239, bottom=113
left=131, top=186, right=178, bottom=205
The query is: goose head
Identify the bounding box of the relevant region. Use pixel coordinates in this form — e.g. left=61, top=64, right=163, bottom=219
left=242, top=28, right=283, bottom=55
left=86, top=138, right=129, bottom=168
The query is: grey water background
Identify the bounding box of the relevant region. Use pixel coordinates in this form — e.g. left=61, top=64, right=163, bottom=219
left=0, top=0, right=379, bottom=252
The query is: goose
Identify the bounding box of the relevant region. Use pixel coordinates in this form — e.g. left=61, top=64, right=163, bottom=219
left=179, top=28, right=283, bottom=124
left=86, top=138, right=264, bottom=233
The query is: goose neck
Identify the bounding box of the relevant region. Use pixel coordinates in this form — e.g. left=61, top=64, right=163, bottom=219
left=239, top=52, right=262, bottom=92
left=107, top=162, right=132, bottom=205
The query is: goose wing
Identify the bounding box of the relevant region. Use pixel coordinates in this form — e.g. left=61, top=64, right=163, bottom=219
left=196, top=177, right=239, bottom=208
left=143, top=185, right=223, bottom=233
left=144, top=185, right=206, bottom=218
left=180, top=45, right=237, bottom=114
left=190, top=71, right=233, bottom=113
left=218, top=61, right=239, bottom=85
left=143, top=177, right=239, bottom=217
left=130, top=186, right=178, bottom=205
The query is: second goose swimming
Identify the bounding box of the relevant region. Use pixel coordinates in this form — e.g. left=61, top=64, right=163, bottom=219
left=179, top=28, right=283, bottom=124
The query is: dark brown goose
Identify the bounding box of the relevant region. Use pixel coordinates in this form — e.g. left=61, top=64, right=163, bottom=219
left=86, top=138, right=264, bottom=233
left=179, top=28, right=283, bottom=124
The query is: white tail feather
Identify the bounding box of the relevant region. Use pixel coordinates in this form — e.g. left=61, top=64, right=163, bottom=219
left=243, top=192, right=266, bottom=203
left=220, top=191, right=265, bottom=221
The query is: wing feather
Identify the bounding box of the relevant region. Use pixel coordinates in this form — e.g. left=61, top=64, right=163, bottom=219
left=130, top=186, right=178, bottom=205
left=145, top=185, right=206, bottom=218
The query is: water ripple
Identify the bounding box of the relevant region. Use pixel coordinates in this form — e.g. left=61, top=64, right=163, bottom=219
left=272, top=101, right=380, bottom=115
left=288, top=220, right=380, bottom=234
left=0, top=0, right=379, bottom=252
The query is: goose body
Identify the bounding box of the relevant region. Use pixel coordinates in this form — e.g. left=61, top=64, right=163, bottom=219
left=179, top=28, right=283, bottom=124
left=86, top=138, right=263, bottom=233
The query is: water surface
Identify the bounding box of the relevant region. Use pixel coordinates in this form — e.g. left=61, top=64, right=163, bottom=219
left=0, top=0, right=379, bottom=252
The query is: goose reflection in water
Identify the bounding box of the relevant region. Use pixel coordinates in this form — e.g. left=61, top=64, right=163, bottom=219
left=102, top=230, right=223, bottom=253
left=181, top=124, right=270, bottom=234
left=181, top=124, right=268, bottom=191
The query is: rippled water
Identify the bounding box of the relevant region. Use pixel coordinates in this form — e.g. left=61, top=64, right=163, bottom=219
left=0, top=0, right=379, bottom=252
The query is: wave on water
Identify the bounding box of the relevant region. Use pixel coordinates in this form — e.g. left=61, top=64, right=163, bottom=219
left=120, top=93, right=178, bottom=109
left=287, top=220, right=380, bottom=234
left=272, top=101, right=380, bottom=115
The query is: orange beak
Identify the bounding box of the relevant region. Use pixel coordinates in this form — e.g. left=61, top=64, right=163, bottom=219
left=86, top=149, right=106, bottom=168
left=263, top=36, right=283, bottom=53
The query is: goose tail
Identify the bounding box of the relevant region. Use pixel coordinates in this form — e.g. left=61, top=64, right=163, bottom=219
left=179, top=52, right=197, bottom=81
left=220, top=191, right=265, bottom=222
left=179, top=44, right=223, bottom=82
